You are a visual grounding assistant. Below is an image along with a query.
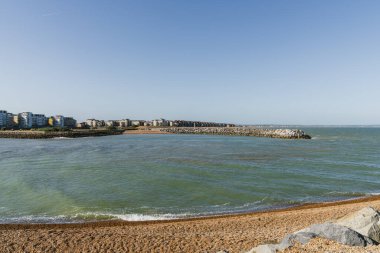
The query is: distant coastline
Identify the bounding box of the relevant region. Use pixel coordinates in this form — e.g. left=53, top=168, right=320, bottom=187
left=0, top=129, right=123, bottom=139
left=0, top=127, right=312, bottom=139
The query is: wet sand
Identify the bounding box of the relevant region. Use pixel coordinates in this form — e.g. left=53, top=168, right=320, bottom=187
left=1, top=196, right=380, bottom=252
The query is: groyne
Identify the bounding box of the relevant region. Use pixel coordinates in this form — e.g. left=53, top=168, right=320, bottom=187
left=158, top=127, right=311, bottom=139
left=0, top=130, right=123, bottom=139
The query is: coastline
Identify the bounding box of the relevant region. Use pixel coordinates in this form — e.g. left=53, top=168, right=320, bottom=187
left=0, top=127, right=311, bottom=139
left=1, top=194, right=380, bottom=229
left=0, top=129, right=123, bottom=139
left=1, top=195, right=380, bottom=252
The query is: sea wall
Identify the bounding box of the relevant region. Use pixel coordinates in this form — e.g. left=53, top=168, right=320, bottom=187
left=158, top=127, right=311, bottom=139
left=0, top=130, right=123, bottom=139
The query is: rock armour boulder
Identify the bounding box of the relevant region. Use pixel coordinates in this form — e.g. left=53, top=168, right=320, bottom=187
left=159, top=127, right=312, bottom=139
left=336, top=206, right=380, bottom=243
left=245, top=207, right=379, bottom=253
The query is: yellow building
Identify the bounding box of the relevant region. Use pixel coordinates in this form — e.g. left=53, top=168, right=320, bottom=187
left=48, top=117, right=55, bottom=127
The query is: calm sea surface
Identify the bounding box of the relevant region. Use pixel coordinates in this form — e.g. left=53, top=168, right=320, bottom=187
left=0, top=127, right=379, bottom=223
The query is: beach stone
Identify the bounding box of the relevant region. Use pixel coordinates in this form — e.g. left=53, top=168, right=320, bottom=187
left=246, top=232, right=317, bottom=253
left=246, top=244, right=278, bottom=253
left=301, top=222, right=376, bottom=246
left=335, top=206, right=380, bottom=243
left=246, top=224, right=374, bottom=253
left=278, top=231, right=317, bottom=249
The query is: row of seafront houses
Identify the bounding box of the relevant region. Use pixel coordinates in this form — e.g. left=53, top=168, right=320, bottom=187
left=0, top=110, right=235, bottom=130
left=0, top=110, right=76, bottom=129
left=83, top=118, right=236, bottom=128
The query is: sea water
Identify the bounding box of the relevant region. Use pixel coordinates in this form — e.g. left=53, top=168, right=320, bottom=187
left=0, top=127, right=379, bottom=223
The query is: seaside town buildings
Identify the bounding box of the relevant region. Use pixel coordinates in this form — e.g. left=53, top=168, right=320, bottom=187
left=152, top=118, right=169, bottom=127
left=0, top=109, right=235, bottom=130
left=78, top=118, right=235, bottom=129
left=0, top=110, right=77, bottom=129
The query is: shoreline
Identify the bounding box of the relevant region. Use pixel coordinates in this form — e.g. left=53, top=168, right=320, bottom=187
left=2, top=195, right=380, bottom=252
left=0, top=127, right=312, bottom=139
left=2, top=194, right=380, bottom=229
left=0, top=129, right=123, bottom=139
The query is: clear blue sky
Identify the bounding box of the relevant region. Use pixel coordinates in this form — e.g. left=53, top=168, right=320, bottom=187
left=1, top=1, right=379, bottom=124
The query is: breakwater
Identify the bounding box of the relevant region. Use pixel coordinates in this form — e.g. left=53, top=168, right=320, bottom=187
left=0, top=130, right=123, bottom=139
left=158, top=127, right=312, bottom=139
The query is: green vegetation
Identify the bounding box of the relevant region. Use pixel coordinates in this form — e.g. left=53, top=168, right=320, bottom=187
left=36, top=127, right=72, bottom=132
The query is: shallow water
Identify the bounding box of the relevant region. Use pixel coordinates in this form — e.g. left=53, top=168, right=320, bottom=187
left=0, top=127, right=379, bottom=223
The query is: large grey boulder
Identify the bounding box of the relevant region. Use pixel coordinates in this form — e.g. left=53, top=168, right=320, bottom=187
left=245, top=207, right=380, bottom=253
left=246, top=218, right=378, bottom=253
left=336, top=206, right=380, bottom=243
left=300, top=222, right=376, bottom=246
left=278, top=232, right=317, bottom=249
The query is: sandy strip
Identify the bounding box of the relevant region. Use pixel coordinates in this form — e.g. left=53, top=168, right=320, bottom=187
left=123, top=129, right=169, bottom=134
left=1, top=196, right=380, bottom=253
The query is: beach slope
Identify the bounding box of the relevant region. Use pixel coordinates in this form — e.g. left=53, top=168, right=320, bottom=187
left=1, top=196, right=380, bottom=252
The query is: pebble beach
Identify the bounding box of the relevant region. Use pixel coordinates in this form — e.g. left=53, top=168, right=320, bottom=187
left=1, top=196, right=380, bottom=253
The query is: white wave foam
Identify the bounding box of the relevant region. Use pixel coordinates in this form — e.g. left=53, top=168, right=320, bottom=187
left=52, top=137, right=74, bottom=140
left=71, top=212, right=192, bottom=221
left=113, top=213, right=183, bottom=221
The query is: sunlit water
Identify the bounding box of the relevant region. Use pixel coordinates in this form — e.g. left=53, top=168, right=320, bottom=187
left=0, top=127, right=379, bottom=223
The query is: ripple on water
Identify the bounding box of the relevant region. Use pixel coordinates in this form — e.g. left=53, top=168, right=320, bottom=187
left=0, top=127, right=380, bottom=223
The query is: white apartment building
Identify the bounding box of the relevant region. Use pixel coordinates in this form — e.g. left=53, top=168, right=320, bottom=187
left=19, top=112, right=33, bottom=129
left=131, top=120, right=146, bottom=126
left=106, top=120, right=117, bottom=127
left=152, top=118, right=169, bottom=127
left=85, top=119, right=105, bottom=128
left=86, top=119, right=97, bottom=128
left=117, top=119, right=130, bottom=127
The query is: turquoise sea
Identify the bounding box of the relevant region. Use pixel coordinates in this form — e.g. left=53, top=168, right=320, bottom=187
left=0, top=127, right=379, bottom=223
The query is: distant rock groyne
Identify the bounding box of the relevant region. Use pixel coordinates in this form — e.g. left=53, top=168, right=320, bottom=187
left=0, top=130, right=123, bottom=139
left=158, top=127, right=312, bottom=139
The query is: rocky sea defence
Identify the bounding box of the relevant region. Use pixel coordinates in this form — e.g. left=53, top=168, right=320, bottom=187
left=158, top=127, right=312, bottom=139
left=244, top=207, right=380, bottom=253
left=0, top=129, right=123, bottom=139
